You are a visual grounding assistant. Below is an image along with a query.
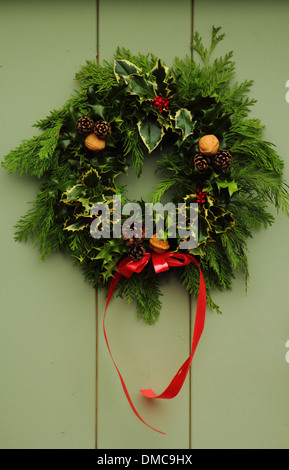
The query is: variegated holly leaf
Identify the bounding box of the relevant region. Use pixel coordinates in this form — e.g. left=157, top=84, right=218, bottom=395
left=208, top=206, right=235, bottom=235
left=156, top=111, right=173, bottom=131
left=82, top=168, right=101, bottom=188
left=182, top=193, right=235, bottom=251
left=64, top=218, right=90, bottom=232
left=175, top=108, right=195, bottom=140
left=125, top=75, right=155, bottom=102
left=114, top=59, right=156, bottom=102
left=56, top=179, right=80, bottom=192
left=151, top=58, right=170, bottom=95
left=61, top=184, right=87, bottom=204
left=114, top=59, right=142, bottom=82
left=78, top=197, right=93, bottom=212
left=137, top=119, right=164, bottom=153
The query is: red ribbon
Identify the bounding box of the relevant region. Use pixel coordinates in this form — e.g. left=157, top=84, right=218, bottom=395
left=103, top=252, right=206, bottom=434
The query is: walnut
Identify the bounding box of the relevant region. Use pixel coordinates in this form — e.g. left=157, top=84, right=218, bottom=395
left=149, top=234, right=170, bottom=254
left=198, top=134, right=219, bottom=157
left=85, top=133, right=106, bottom=152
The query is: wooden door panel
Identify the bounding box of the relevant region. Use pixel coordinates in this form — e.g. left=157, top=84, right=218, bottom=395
left=1, top=0, right=288, bottom=450
left=96, top=0, right=193, bottom=449
left=192, top=0, right=289, bottom=449
left=0, top=0, right=97, bottom=449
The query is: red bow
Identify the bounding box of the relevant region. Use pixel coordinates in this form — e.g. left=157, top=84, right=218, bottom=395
left=103, top=252, right=207, bottom=434
left=117, top=251, right=194, bottom=277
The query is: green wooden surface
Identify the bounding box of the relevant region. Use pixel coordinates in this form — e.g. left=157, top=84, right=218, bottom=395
left=1, top=0, right=289, bottom=450
left=0, top=0, right=97, bottom=449
left=97, top=0, right=193, bottom=449
left=192, top=0, right=289, bottom=449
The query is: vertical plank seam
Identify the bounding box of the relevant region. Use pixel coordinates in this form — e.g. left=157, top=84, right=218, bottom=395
left=96, top=0, right=100, bottom=63
left=191, top=0, right=194, bottom=61
left=95, top=288, right=98, bottom=449
left=189, top=0, right=195, bottom=450
left=189, top=293, right=192, bottom=450
left=95, top=0, right=100, bottom=450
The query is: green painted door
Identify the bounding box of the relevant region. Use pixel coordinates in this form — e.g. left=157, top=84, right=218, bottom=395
left=1, top=0, right=289, bottom=450
left=192, top=0, right=289, bottom=449
left=0, top=0, right=97, bottom=450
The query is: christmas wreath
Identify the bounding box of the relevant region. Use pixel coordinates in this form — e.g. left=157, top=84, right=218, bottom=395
left=3, top=26, right=289, bottom=433
left=3, top=27, right=289, bottom=323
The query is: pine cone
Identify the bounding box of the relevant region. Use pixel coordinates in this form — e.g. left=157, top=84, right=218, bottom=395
left=76, top=117, right=94, bottom=135
left=194, top=153, right=210, bottom=171
left=123, top=222, right=145, bottom=246
left=94, top=121, right=111, bottom=139
left=124, top=237, right=143, bottom=247
left=127, top=241, right=146, bottom=261
left=213, top=150, right=233, bottom=170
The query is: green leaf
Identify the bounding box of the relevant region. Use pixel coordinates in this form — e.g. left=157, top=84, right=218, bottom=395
left=55, top=179, right=79, bottom=192
left=65, top=219, right=90, bottom=232
left=198, top=214, right=210, bottom=245
left=61, top=184, right=87, bottom=204
left=175, top=108, right=195, bottom=140
left=78, top=198, right=93, bottom=212
left=58, top=137, right=71, bottom=151
left=93, top=239, right=126, bottom=281
left=114, top=59, right=142, bottom=81
left=156, top=112, right=173, bottom=131
left=82, top=168, right=101, bottom=188
left=152, top=58, right=168, bottom=81
left=151, top=58, right=169, bottom=95
left=216, top=180, right=239, bottom=197
left=209, top=206, right=235, bottom=234
left=89, top=104, right=106, bottom=120
left=137, top=119, right=164, bottom=153
left=125, top=75, right=155, bottom=101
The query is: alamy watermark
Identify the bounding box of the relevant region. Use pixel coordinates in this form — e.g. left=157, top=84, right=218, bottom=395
left=89, top=195, right=198, bottom=250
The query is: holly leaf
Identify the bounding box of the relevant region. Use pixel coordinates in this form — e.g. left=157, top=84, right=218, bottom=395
left=137, top=119, right=164, bottom=153
left=64, top=218, right=90, bottom=232
left=198, top=214, right=211, bottom=244
left=61, top=184, right=87, bottom=204
left=216, top=180, right=239, bottom=197
left=208, top=206, right=235, bottom=234
left=156, top=111, right=173, bottom=130
left=114, top=59, right=142, bottom=82
left=151, top=58, right=169, bottom=95
left=89, top=103, right=106, bottom=120
left=78, top=197, right=93, bottom=212
left=82, top=168, right=101, bottom=188
left=125, top=75, right=155, bottom=102
left=175, top=108, right=195, bottom=140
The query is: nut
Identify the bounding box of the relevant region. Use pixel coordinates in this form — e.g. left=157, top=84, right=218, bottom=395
left=85, top=133, right=106, bottom=152
left=123, top=223, right=145, bottom=246
left=198, top=135, right=219, bottom=157
left=149, top=234, right=170, bottom=254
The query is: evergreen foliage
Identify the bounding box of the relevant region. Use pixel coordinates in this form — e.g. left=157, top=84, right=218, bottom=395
left=2, top=27, right=289, bottom=322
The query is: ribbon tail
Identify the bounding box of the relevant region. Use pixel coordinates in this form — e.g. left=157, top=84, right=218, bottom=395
left=103, top=271, right=166, bottom=435
left=140, top=259, right=207, bottom=400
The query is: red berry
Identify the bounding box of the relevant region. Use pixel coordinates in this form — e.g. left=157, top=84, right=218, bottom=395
left=153, top=95, right=170, bottom=113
